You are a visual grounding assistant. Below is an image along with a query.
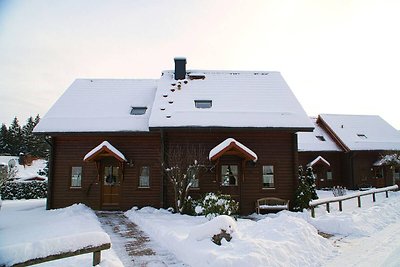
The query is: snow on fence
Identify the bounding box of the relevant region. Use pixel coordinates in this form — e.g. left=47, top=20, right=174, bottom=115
left=0, top=232, right=111, bottom=267
left=309, top=185, right=399, bottom=218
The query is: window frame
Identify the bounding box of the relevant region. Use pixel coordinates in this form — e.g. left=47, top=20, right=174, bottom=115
left=221, top=164, right=239, bottom=186
left=138, top=166, right=150, bottom=188
left=262, top=165, right=275, bottom=189
left=187, top=168, right=200, bottom=189
left=326, top=170, right=333, bottom=181
left=194, top=100, right=212, bottom=109
left=70, top=166, right=82, bottom=189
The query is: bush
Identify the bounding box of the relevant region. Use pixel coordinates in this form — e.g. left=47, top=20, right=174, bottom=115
left=195, top=192, right=239, bottom=220
left=293, top=166, right=318, bottom=211
left=332, top=186, right=347, bottom=197
left=0, top=181, right=47, bottom=200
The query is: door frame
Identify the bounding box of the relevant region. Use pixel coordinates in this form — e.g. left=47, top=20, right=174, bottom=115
left=100, top=157, right=122, bottom=210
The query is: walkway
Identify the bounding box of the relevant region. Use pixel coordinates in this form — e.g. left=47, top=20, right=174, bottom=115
left=97, top=211, right=187, bottom=267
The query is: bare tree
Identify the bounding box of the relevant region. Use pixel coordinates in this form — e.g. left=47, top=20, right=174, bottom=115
left=164, top=145, right=207, bottom=214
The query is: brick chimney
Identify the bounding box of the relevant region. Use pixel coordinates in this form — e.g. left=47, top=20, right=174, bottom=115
left=174, top=57, right=186, bottom=80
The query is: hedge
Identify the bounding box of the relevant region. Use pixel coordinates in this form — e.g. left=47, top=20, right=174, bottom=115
left=0, top=181, right=47, bottom=200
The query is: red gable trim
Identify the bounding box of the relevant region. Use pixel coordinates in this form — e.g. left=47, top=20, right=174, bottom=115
left=84, top=144, right=126, bottom=162
left=210, top=141, right=257, bottom=162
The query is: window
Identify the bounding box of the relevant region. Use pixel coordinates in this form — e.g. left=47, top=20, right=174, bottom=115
left=71, top=167, right=82, bottom=188
left=188, top=168, right=199, bottom=188
left=130, top=107, right=147, bottom=115
left=357, top=134, right=367, bottom=139
left=262, top=165, right=274, bottom=188
left=221, top=165, right=238, bottom=186
left=316, top=135, right=326, bottom=141
left=139, top=166, right=150, bottom=188
left=194, top=100, right=212, bottom=109
left=326, top=171, right=333, bottom=181
left=394, top=168, right=400, bottom=181
left=104, top=166, right=119, bottom=185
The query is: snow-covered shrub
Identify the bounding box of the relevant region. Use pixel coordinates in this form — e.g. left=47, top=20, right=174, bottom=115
left=196, top=192, right=238, bottom=220
left=0, top=181, right=47, bottom=200
left=332, top=186, right=347, bottom=197
left=187, top=215, right=237, bottom=245
left=293, top=166, right=318, bottom=211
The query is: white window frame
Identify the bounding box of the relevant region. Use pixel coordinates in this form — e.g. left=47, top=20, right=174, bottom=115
left=262, top=165, right=275, bottom=189
left=139, top=166, right=150, bottom=188
left=71, top=166, right=82, bottom=188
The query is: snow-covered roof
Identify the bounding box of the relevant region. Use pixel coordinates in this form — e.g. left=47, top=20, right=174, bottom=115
left=298, top=117, right=343, bottom=152
left=83, top=141, right=127, bottom=162
left=209, top=138, right=258, bottom=162
left=0, top=156, right=47, bottom=181
left=307, top=156, right=331, bottom=167
left=149, top=70, right=313, bottom=129
left=319, top=114, right=400, bottom=151
left=34, top=79, right=157, bottom=133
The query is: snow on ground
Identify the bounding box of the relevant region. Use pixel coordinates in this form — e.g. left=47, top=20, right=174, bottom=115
left=0, top=156, right=47, bottom=181
left=1, top=189, right=400, bottom=267
left=126, top=189, right=400, bottom=267
left=0, top=199, right=123, bottom=267
left=125, top=207, right=333, bottom=267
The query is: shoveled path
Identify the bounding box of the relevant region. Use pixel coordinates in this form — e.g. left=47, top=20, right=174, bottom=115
left=97, top=211, right=187, bottom=267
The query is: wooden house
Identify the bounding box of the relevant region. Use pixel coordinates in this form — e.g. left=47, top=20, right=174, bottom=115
left=34, top=58, right=314, bottom=214
left=298, top=114, right=400, bottom=189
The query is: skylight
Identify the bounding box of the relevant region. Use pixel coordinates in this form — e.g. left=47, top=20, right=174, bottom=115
left=195, top=100, right=212, bottom=109
left=316, top=135, right=326, bottom=141
left=130, top=107, right=147, bottom=115
left=357, top=134, right=367, bottom=139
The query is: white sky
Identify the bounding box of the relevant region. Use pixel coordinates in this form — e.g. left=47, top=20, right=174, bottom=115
left=1, top=0, right=400, bottom=129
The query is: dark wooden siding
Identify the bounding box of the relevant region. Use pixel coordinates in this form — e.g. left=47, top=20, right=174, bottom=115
left=51, top=134, right=162, bottom=211
left=298, top=151, right=343, bottom=188
left=164, top=130, right=297, bottom=214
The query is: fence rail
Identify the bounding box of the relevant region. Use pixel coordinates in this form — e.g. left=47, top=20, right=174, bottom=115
left=309, top=185, right=399, bottom=218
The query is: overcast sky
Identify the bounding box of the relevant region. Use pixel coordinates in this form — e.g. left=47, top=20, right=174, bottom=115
left=1, top=0, right=400, bottom=129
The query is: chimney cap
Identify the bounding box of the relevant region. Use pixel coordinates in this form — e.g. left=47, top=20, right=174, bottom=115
left=174, top=57, right=187, bottom=61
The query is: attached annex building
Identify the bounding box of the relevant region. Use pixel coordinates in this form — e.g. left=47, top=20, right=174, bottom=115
left=298, top=114, right=400, bottom=189
left=34, top=58, right=314, bottom=214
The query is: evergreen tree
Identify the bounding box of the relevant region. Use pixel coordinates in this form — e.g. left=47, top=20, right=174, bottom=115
left=0, top=124, right=10, bottom=155
left=293, top=166, right=318, bottom=211
left=8, top=117, right=23, bottom=155
left=22, top=116, right=36, bottom=154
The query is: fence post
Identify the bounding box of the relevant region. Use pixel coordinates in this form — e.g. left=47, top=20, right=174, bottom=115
left=339, top=201, right=342, bottom=211
left=326, top=202, right=330, bottom=213
left=311, top=206, right=315, bottom=218
left=372, top=193, right=376, bottom=202
left=386, top=191, right=389, bottom=198
left=357, top=196, right=361, bottom=207
left=93, top=251, right=101, bottom=266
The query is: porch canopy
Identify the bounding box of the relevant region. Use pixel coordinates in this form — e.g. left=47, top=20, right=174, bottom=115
left=83, top=141, right=127, bottom=162
left=209, top=138, right=258, bottom=162
left=307, top=156, right=330, bottom=168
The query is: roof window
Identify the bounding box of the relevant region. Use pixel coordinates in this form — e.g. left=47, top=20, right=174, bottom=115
left=130, top=107, right=147, bottom=115
left=316, top=135, right=326, bottom=141
left=188, top=73, right=206, bottom=80
left=357, top=134, right=367, bottom=139
left=195, top=100, right=212, bottom=109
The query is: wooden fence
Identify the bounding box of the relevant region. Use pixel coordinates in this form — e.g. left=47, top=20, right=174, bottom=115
left=309, top=185, right=399, bottom=218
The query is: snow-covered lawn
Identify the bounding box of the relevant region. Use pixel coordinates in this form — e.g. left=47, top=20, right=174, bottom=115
left=1, top=189, right=400, bottom=266
left=0, top=199, right=122, bottom=267
left=126, top=189, right=400, bottom=267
